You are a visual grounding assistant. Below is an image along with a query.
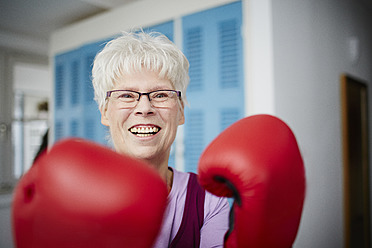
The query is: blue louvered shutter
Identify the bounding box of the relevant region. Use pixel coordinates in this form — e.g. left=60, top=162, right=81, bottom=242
left=182, top=1, right=244, bottom=173
left=55, top=63, right=64, bottom=109
left=144, top=21, right=174, bottom=41
left=54, top=40, right=109, bottom=145
left=80, top=42, right=107, bottom=143
left=54, top=61, right=65, bottom=141
left=54, top=49, right=83, bottom=142
left=70, top=60, right=79, bottom=106
left=186, top=27, right=203, bottom=92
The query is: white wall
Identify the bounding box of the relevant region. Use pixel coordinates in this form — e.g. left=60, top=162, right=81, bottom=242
left=0, top=194, right=13, bottom=248
left=0, top=56, right=50, bottom=248
left=270, top=0, right=372, bottom=247
left=243, top=0, right=275, bottom=115
left=0, top=49, right=15, bottom=248
left=46, top=0, right=372, bottom=247
left=13, top=62, right=50, bottom=177
left=13, top=62, right=51, bottom=120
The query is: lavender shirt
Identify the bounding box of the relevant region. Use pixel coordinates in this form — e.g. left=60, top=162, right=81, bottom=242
left=153, top=167, right=230, bottom=248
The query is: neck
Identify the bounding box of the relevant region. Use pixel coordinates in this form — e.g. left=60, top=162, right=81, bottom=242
left=144, top=156, right=173, bottom=194
left=155, top=165, right=173, bottom=194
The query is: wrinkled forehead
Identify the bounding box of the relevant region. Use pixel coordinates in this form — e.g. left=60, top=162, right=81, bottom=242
left=111, top=66, right=175, bottom=90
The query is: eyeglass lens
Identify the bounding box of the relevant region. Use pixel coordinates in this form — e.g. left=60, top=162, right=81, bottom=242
left=108, top=90, right=179, bottom=108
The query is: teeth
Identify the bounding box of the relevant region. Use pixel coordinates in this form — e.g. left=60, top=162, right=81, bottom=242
left=130, top=126, right=160, bottom=136
left=136, top=133, right=153, bottom=137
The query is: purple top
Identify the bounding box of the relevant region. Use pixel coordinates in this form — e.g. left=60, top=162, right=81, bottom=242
left=152, top=168, right=230, bottom=248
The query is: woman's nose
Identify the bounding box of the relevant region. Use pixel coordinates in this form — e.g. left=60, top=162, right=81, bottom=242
left=134, top=94, right=155, bottom=116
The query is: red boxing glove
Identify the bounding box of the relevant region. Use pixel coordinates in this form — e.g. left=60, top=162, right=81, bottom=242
left=198, top=115, right=306, bottom=248
left=12, top=138, right=167, bottom=248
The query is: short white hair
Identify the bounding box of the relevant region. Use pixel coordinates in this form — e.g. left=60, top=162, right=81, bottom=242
left=92, top=30, right=189, bottom=110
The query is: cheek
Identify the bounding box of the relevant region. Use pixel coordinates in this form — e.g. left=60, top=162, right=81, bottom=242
left=106, top=110, right=130, bottom=152
left=162, top=109, right=182, bottom=136
left=106, top=107, right=131, bottom=130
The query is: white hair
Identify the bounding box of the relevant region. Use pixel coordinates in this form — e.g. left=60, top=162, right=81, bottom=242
left=92, top=30, right=189, bottom=110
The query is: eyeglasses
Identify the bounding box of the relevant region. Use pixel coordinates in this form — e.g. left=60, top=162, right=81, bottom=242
left=106, top=89, right=182, bottom=108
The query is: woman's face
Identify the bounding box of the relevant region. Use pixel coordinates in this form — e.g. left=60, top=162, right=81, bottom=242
left=100, top=69, right=185, bottom=166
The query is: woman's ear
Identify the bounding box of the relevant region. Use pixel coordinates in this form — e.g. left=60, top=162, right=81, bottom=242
left=100, top=105, right=110, bottom=127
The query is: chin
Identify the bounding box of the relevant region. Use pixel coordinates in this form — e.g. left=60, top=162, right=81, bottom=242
left=129, top=149, right=159, bottom=162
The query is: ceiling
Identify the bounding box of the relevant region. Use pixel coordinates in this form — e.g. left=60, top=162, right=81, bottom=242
left=0, top=0, right=138, bottom=55
left=1, top=0, right=371, bottom=56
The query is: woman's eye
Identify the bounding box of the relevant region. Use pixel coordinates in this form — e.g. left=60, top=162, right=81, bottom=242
left=153, top=92, right=169, bottom=99
left=119, top=93, right=135, bottom=99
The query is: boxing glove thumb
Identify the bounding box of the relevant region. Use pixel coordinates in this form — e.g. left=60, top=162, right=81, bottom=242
left=198, top=115, right=306, bottom=248
left=12, top=138, right=168, bottom=248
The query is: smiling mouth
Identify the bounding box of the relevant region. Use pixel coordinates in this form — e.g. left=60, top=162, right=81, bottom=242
left=129, top=125, right=161, bottom=137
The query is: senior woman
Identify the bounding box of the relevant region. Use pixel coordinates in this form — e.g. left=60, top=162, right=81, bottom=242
left=91, top=31, right=229, bottom=247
